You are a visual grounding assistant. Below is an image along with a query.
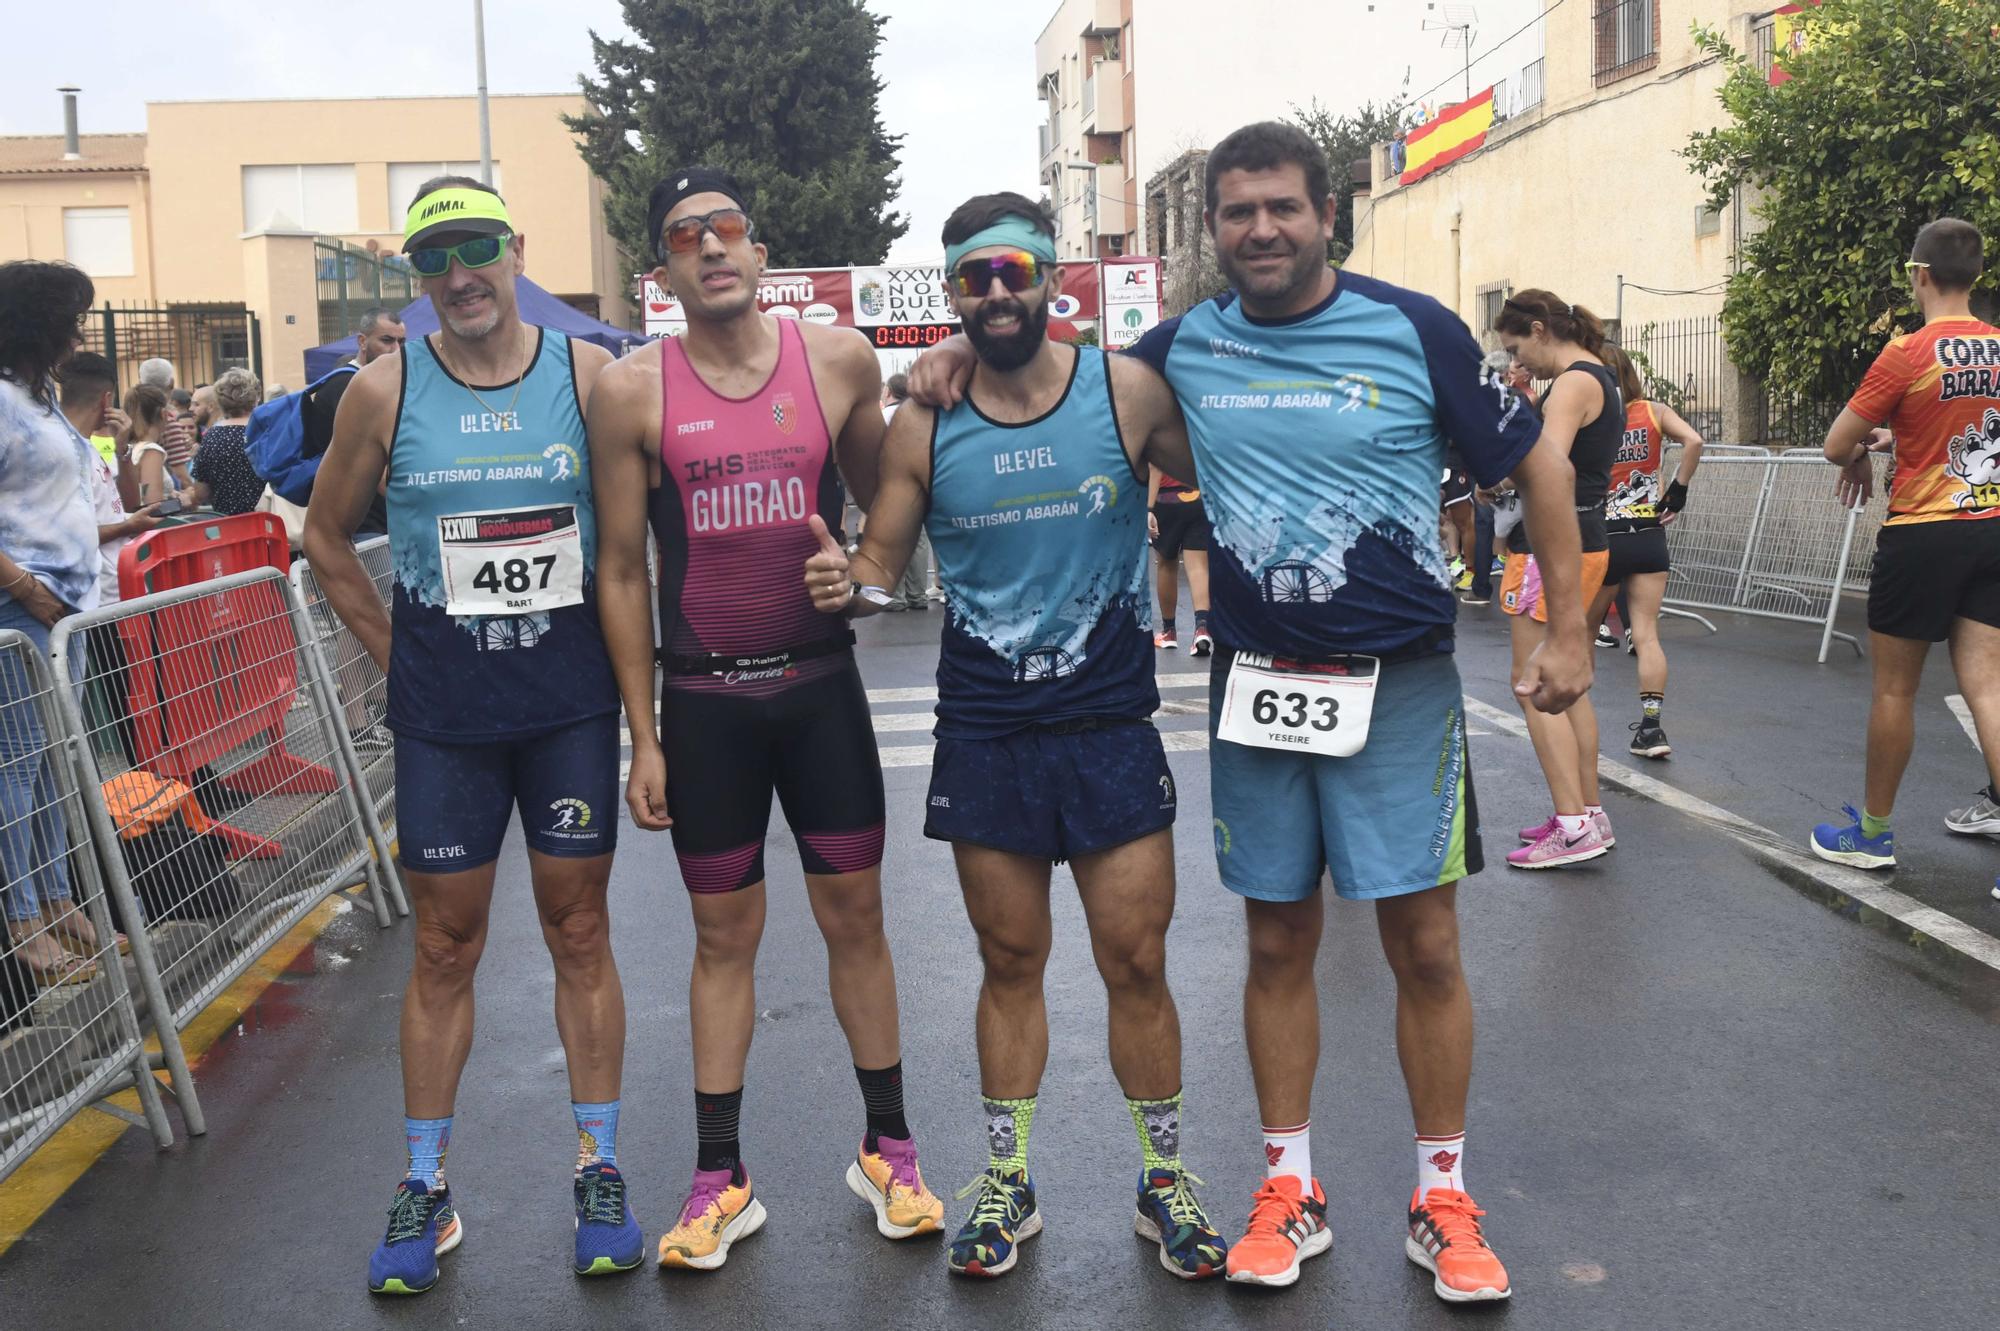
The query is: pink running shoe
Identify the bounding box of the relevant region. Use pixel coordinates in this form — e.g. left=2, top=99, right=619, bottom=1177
left=1519, top=815, right=1559, bottom=845
left=1593, top=809, right=1614, bottom=848
left=1506, top=820, right=1610, bottom=869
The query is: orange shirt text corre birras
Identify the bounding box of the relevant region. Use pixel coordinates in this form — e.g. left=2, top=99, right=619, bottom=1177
left=1849, top=317, right=2000, bottom=525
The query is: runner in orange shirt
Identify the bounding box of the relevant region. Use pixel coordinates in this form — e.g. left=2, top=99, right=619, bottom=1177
left=1810, top=218, right=2000, bottom=875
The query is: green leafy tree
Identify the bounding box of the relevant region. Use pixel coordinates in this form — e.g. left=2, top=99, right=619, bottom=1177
left=1291, top=94, right=1415, bottom=264
left=1683, top=0, right=2000, bottom=404
left=567, top=0, right=907, bottom=274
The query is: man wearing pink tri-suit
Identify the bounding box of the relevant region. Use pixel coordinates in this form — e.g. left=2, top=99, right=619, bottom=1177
left=586, top=168, right=943, bottom=1271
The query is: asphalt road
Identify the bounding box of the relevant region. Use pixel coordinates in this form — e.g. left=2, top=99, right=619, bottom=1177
left=4, top=591, right=1997, bottom=1330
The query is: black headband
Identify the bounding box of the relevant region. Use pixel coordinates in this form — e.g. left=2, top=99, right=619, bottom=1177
left=647, top=168, right=751, bottom=262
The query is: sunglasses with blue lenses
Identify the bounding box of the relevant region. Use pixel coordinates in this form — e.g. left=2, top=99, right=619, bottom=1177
left=407, top=232, right=512, bottom=278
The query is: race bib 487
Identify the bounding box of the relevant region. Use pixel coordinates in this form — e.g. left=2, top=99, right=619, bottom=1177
left=438, top=504, right=585, bottom=617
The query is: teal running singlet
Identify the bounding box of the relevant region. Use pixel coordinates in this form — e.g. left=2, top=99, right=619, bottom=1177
left=384, top=328, right=618, bottom=742
left=925, top=345, right=1155, bottom=738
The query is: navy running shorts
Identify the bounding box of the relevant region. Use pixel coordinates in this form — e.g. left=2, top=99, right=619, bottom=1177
left=925, top=718, right=1177, bottom=862
left=394, top=713, right=620, bottom=872
left=660, top=653, right=886, bottom=893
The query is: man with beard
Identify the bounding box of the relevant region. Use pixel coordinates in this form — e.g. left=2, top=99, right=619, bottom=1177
left=306, top=176, right=642, bottom=1293
left=909, top=123, right=1592, bottom=1303
left=802, top=192, right=1226, bottom=1281
left=586, top=167, right=941, bottom=1271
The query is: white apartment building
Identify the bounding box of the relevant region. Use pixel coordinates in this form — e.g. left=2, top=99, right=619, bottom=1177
left=1033, top=0, right=1422, bottom=260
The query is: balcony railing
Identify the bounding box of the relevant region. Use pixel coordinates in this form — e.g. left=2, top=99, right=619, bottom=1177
left=1518, top=57, right=1545, bottom=112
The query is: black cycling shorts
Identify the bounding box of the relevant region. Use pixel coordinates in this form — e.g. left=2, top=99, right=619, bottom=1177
left=1604, top=525, right=1670, bottom=584
left=1151, top=495, right=1210, bottom=559
left=660, top=653, right=886, bottom=892
left=1868, top=517, right=2000, bottom=642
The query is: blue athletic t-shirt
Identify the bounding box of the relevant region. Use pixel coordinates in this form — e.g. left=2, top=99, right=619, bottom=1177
left=1128, top=272, right=1540, bottom=659
left=925, top=346, right=1156, bottom=739
left=384, top=328, right=619, bottom=742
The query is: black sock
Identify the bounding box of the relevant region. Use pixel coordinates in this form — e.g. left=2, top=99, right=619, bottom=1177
left=856, top=1062, right=911, bottom=1141
left=695, top=1087, right=742, bottom=1174
left=1194, top=609, right=1210, bottom=632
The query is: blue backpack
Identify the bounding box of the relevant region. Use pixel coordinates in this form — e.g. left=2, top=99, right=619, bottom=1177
left=245, top=363, right=357, bottom=507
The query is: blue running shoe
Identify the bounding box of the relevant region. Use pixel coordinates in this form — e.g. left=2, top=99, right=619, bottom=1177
left=1810, top=804, right=1896, bottom=869
left=367, top=1178, right=462, bottom=1295
left=574, top=1163, right=643, bottom=1276
left=1134, top=1168, right=1227, bottom=1279
left=946, top=1167, right=1040, bottom=1278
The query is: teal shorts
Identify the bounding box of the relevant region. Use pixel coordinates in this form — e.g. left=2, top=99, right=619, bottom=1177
left=1207, top=647, right=1483, bottom=902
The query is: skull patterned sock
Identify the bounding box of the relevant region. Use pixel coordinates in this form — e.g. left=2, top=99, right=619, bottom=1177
left=981, top=1094, right=1037, bottom=1174
left=1416, top=1131, right=1466, bottom=1195
left=1127, top=1092, right=1183, bottom=1172
left=573, top=1099, right=620, bottom=1174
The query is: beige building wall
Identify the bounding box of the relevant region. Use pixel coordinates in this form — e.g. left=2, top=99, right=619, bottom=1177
left=1349, top=1, right=1771, bottom=337
left=1037, top=0, right=1418, bottom=261
left=145, top=94, right=625, bottom=326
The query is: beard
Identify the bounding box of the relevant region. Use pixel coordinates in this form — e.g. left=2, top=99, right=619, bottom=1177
left=438, top=284, right=503, bottom=340
left=1217, top=239, right=1323, bottom=307
left=962, top=295, right=1050, bottom=372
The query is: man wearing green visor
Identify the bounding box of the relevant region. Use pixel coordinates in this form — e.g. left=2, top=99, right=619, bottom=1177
left=305, top=176, right=643, bottom=1294
left=802, top=192, right=1227, bottom=1281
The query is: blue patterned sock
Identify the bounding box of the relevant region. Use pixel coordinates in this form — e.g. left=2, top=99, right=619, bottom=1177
left=404, top=1115, right=452, bottom=1187
left=574, top=1099, right=620, bottom=1172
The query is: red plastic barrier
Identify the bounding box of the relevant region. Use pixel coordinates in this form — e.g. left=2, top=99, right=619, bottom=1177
left=113, top=516, right=334, bottom=859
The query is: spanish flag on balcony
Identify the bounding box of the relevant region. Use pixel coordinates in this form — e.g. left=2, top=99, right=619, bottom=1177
left=1768, top=0, right=1821, bottom=86
left=1399, top=86, right=1496, bottom=186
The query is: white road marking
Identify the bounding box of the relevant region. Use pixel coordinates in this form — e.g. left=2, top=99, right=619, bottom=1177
left=862, top=673, right=1213, bottom=705
left=1947, top=694, right=1981, bottom=751
left=1463, top=697, right=2000, bottom=976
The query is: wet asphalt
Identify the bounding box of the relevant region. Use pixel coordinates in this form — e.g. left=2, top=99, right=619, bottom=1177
left=3, top=589, right=1998, bottom=1330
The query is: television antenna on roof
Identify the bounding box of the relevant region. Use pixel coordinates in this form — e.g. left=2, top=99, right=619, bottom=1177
left=1423, top=3, right=1480, bottom=102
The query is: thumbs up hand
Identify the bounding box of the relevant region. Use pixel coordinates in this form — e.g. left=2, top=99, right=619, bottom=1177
left=805, top=513, right=853, bottom=613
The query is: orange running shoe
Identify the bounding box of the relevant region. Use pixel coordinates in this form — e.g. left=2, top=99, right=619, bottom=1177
left=657, top=1165, right=765, bottom=1271
left=845, top=1133, right=944, bottom=1239
left=1223, top=1175, right=1330, bottom=1287
left=1405, top=1187, right=1511, bottom=1302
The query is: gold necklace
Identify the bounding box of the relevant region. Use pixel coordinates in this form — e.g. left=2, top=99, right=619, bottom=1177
left=435, top=326, right=531, bottom=430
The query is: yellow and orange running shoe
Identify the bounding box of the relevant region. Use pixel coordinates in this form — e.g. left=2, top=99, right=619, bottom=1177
left=657, top=1165, right=765, bottom=1271
left=1223, top=1175, right=1330, bottom=1287
left=845, top=1133, right=944, bottom=1239
left=1405, top=1187, right=1511, bottom=1302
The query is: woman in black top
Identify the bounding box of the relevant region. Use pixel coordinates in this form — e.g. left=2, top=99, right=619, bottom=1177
left=1492, top=290, right=1623, bottom=868
left=190, top=366, right=266, bottom=515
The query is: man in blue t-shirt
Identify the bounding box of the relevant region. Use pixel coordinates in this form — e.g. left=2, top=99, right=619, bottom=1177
left=909, top=123, right=1591, bottom=1305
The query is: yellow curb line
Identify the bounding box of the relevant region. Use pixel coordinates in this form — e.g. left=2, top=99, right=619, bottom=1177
left=0, top=889, right=358, bottom=1254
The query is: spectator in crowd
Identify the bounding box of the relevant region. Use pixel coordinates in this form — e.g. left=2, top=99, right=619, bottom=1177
left=136, top=357, right=174, bottom=391
left=352, top=307, right=407, bottom=366
left=0, top=260, right=112, bottom=983
left=190, top=367, right=266, bottom=516
left=57, top=352, right=162, bottom=763
left=191, top=383, right=218, bottom=432
left=169, top=387, right=193, bottom=417
left=264, top=383, right=289, bottom=402
left=127, top=384, right=198, bottom=508
left=297, top=311, right=405, bottom=536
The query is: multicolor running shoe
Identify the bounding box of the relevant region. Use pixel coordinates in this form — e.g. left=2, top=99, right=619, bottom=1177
left=1133, top=1167, right=1226, bottom=1279
left=657, top=1164, right=765, bottom=1271
left=366, top=1178, right=462, bottom=1295
left=1224, top=1174, right=1330, bottom=1286
left=946, top=1167, right=1040, bottom=1277
left=1406, top=1186, right=1512, bottom=1302
left=845, top=1132, right=944, bottom=1239
left=573, top=1163, right=643, bottom=1276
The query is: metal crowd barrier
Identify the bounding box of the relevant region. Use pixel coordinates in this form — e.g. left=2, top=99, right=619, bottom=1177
left=27, top=566, right=399, bottom=1154
left=289, top=538, right=406, bottom=917
left=1661, top=446, right=1876, bottom=663
left=0, top=630, right=174, bottom=1179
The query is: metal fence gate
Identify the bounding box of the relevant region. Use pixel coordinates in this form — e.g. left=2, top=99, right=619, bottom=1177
left=316, top=240, right=420, bottom=347
left=80, top=304, right=262, bottom=400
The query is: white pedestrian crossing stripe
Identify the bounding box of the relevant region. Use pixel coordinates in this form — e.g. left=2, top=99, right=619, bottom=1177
left=619, top=673, right=1490, bottom=778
